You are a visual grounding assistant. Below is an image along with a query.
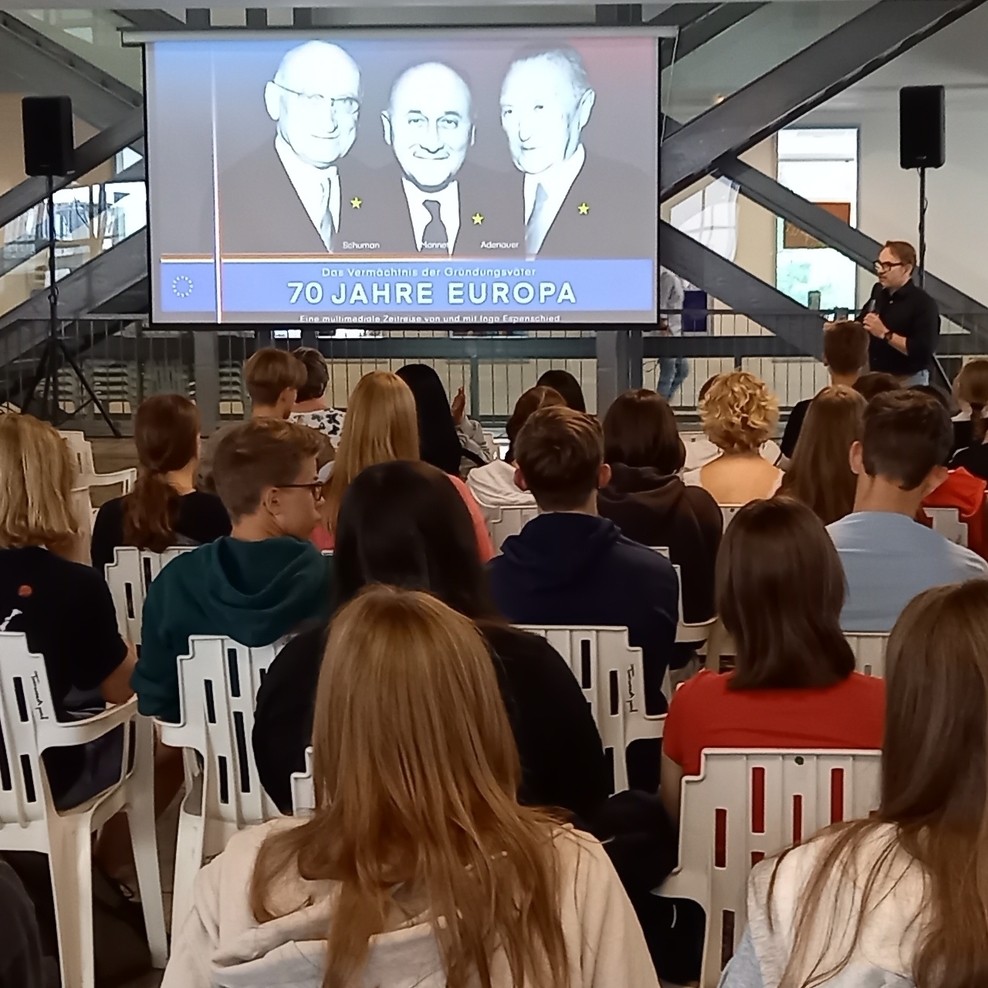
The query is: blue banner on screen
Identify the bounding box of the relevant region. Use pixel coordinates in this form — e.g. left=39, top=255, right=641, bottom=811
left=159, top=257, right=652, bottom=319
left=145, top=29, right=660, bottom=324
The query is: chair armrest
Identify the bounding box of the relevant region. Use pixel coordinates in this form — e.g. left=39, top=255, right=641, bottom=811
left=39, top=696, right=137, bottom=747
left=80, top=468, right=137, bottom=489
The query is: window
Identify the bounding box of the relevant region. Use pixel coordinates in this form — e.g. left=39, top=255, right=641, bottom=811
left=670, top=177, right=739, bottom=263
left=776, top=127, right=858, bottom=311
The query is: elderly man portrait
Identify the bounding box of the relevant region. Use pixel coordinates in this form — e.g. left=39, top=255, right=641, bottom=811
left=219, top=41, right=362, bottom=254
left=500, top=46, right=652, bottom=259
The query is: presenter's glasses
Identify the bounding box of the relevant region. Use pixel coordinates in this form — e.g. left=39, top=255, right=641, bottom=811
left=275, top=84, right=359, bottom=116
left=874, top=260, right=906, bottom=273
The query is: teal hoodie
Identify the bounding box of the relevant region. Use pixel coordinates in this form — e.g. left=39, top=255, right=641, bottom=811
left=134, top=536, right=333, bottom=722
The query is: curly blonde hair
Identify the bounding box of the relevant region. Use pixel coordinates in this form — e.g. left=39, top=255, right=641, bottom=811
left=700, top=371, right=779, bottom=453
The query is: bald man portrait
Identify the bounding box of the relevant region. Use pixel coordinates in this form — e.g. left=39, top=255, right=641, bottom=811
left=500, top=47, right=653, bottom=259
left=343, top=61, right=522, bottom=256
left=219, top=41, right=362, bottom=255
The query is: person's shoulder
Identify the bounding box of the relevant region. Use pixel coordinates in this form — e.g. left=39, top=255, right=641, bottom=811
left=582, top=152, right=649, bottom=188
left=672, top=669, right=729, bottom=707
left=95, top=495, right=125, bottom=521
left=613, top=530, right=676, bottom=573
left=221, top=141, right=280, bottom=186
left=944, top=538, right=988, bottom=574
left=482, top=622, right=558, bottom=664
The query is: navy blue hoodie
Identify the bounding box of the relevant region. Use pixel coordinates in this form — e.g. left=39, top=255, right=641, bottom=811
left=488, top=512, right=679, bottom=713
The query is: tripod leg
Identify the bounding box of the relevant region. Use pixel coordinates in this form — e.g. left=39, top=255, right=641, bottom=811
left=55, top=338, right=122, bottom=437
left=21, top=339, right=55, bottom=418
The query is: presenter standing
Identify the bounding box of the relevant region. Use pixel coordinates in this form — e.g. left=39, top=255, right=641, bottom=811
left=860, top=240, right=940, bottom=386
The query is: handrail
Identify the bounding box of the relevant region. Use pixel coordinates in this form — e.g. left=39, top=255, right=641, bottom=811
left=0, top=106, right=144, bottom=229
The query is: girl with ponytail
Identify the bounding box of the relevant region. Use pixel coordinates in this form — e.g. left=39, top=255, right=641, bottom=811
left=950, top=360, right=988, bottom=480
left=91, top=394, right=230, bottom=574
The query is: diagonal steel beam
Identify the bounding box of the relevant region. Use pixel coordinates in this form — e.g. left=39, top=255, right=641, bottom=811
left=647, top=3, right=718, bottom=27
left=661, top=0, right=986, bottom=200
left=656, top=2, right=767, bottom=69
left=659, top=220, right=825, bottom=358
left=114, top=9, right=185, bottom=31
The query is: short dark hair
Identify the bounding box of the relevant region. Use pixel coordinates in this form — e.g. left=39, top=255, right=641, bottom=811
left=213, top=418, right=321, bottom=521
left=823, top=320, right=869, bottom=377
left=535, top=369, right=586, bottom=413
left=861, top=390, right=952, bottom=489
left=603, top=389, right=685, bottom=474
left=244, top=348, right=306, bottom=407
left=292, top=347, right=329, bottom=403
left=515, top=406, right=602, bottom=511
left=852, top=372, right=899, bottom=402
left=505, top=386, right=566, bottom=462
left=718, top=498, right=855, bottom=690
left=335, top=460, right=496, bottom=621
left=885, top=240, right=918, bottom=269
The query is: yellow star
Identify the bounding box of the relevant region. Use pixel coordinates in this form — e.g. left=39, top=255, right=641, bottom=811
left=472, top=212, right=484, bottom=225
left=350, top=196, right=362, bottom=209
left=577, top=202, right=590, bottom=215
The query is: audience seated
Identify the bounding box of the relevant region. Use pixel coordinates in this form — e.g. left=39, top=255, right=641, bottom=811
left=198, top=347, right=306, bottom=491
left=778, top=384, right=865, bottom=526
left=0, top=413, right=136, bottom=810
left=661, top=498, right=885, bottom=823
left=253, top=459, right=609, bottom=823
left=537, top=368, right=587, bottom=411
left=827, top=390, right=987, bottom=632
left=488, top=406, right=678, bottom=719
left=286, top=346, right=345, bottom=446
left=720, top=580, right=988, bottom=988
left=597, top=389, right=722, bottom=623
left=683, top=370, right=782, bottom=503
left=91, top=394, right=230, bottom=575
left=851, top=370, right=899, bottom=401
left=134, top=419, right=333, bottom=722
left=780, top=320, right=868, bottom=461
left=466, top=384, right=565, bottom=509
left=949, top=357, right=988, bottom=476
left=396, top=363, right=493, bottom=474
left=322, top=370, right=494, bottom=558
left=165, top=587, right=657, bottom=988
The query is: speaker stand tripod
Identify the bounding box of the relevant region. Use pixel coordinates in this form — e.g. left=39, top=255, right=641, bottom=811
left=917, top=165, right=928, bottom=288
left=21, top=175, right=120, bottom=435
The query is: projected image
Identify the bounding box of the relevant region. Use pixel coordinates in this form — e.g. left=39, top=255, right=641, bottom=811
left=146, top=31, right=659, bottom=324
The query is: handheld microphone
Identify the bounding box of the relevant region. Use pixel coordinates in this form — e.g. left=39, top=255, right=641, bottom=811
left=861, top=283, right=882, bottom=317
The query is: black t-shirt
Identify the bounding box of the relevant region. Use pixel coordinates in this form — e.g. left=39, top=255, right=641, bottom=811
left=780, top=398, right=811, bottom=460
left=859, top=280, right=940, bottom=376
left=252, top=620, right=610, bottom=824
left=90, top=491, right=231, bottom=576
left=0, top=547, right=128, bottom=795
left=950, top=443, right=988, bottom=482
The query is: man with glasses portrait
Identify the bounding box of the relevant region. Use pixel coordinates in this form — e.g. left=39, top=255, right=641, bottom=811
left=860, top=240, right=940, bottom=386
left=219, top=41, right=362, bottom=255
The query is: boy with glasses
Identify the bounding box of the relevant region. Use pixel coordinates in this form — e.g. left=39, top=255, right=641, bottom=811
left=860, top=240, right=939, bottom=386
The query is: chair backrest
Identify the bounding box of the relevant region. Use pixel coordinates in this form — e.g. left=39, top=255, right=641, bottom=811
left=925, top=506, right=969, bottom=547
left=720, top=504, right=743, bottom=531
left=105, top=546, right=194, bottom=644
left=844, top=633, right=889, bottom=678
left=158, top=636, right=281, bottom=827
left=652, top=550, right=717, bottom=647
left=667, top=749, right=882, bottom=985
left=60, top=430, right=93, bottom=476
left=291, top=746, right=315, bottom=818
left=0, top=633, right=62, bottom=828
left=488, top=505, right=539, bottom=552
left=515, top=625, right=663, bottom=794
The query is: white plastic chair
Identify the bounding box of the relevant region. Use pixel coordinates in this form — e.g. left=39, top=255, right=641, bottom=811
left=653, top=550, right=719, bottom=648
left=515, top=625, right=665, bottom=794
left=658, top=748, right=882, bottom=987
left=157, top=635, right=282, bottom=934
left=291, top=746, right=315, bottom=819
left=60, top=431, right=137, bottom=494
left=104, top=546, right=194, bottom=644
left=844, top=632, right=889, bottom=677
left=487, top=505, right=539, bottom=552
left=0, top=633, right=167, bottom=988
left=925, top=506, right=969, bottom=547
left=719, top=504, right=743, bottom=531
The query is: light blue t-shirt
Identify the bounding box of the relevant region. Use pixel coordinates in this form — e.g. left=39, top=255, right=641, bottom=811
left=827, top=511, right=988, bottom=632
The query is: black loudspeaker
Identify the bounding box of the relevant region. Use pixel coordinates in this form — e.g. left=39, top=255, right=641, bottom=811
left=21, top=96, right=75, bottom=177
left=899, top=86, right=945, bottom=170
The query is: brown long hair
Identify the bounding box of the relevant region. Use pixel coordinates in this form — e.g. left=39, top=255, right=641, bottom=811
left=121, top=394, right=200, bottom=551
left=718, top=497, right=854, bottom=691
left=954, top=359, right=988, bottom=445
left=603, top=388, right=685, bottom=474
left=771, top=579, right=988, bottom=988
left=780, top=385, right=865, bottom=525
left=249, top=587, right=569, bottom=988
left=323, top=371, right=420, bottom=532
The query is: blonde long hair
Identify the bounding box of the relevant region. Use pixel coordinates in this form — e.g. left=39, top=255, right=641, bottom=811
left=0, top=413, right=79, bottom=553
left=771, top=580, right=988, bottom=988
left=249, top=587, right=570, bottom=988
left=323, top=371, right=420, bottom=531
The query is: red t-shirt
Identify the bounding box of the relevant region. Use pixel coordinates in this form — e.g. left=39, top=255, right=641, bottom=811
left=663, top=670, right=885, bottom=777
